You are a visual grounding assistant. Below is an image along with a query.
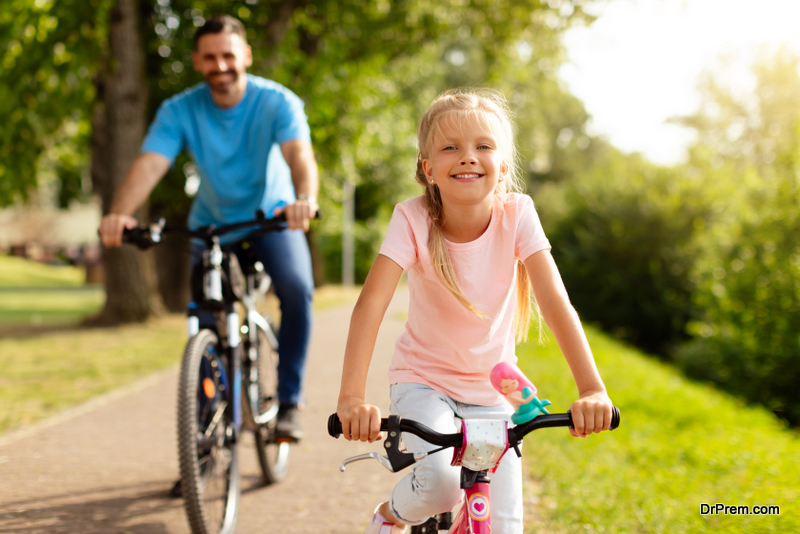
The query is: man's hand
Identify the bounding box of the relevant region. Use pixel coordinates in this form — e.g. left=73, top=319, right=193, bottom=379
left=98, top=214, right=138, bottom=248
left=274, top=197, right=318, bottom=232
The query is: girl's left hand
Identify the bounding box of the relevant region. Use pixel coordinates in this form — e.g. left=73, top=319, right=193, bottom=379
left=569, top=391, right=613, bottom=438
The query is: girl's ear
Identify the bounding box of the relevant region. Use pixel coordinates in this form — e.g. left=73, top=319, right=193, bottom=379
left=421, top=158, right=434, bottom=181
left=501, top=160, right=509, bottom=177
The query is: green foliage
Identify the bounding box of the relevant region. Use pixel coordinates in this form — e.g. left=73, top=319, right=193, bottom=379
left=672, top=48, right=800, bottom=424
left=537, top=46, right=800, bottom=425
left=536, top=149, right=711, bottom=354
left=0, top=0, right=111, bottom=206
left=518, top=326, right=800, bottom=533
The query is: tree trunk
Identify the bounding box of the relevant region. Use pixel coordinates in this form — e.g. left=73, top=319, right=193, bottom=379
left=90, top=0, right=164, bottom=325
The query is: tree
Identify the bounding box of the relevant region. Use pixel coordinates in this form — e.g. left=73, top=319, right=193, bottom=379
left=91, top=0, right=165, bottom=323
left=0, top=0, right=164, bottom=323
left=673, top=47, right=800, bottom=424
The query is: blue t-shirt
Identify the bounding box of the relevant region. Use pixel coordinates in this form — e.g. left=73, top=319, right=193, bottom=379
left=141, top=74, right=311, bottom=242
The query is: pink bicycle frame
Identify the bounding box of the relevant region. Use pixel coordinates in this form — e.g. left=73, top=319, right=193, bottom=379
left=447, top=480, right=492, bottom=533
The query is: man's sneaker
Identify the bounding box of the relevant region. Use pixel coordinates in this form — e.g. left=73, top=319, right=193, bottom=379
left=275, top=404, right=303, bottom=443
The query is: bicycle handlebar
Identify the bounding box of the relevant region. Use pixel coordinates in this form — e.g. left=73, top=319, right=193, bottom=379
left=122, top=210, right=319, bottom=250
left=327, top=405, right=620, bottom=449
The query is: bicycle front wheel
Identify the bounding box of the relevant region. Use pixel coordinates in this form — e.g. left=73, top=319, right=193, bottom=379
left=250, top=324, right=290, bottom=484
left=178, top=329, right=240, bottom=534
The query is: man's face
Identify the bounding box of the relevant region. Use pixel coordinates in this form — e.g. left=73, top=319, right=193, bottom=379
left=192, top=32, right=252, bottom=95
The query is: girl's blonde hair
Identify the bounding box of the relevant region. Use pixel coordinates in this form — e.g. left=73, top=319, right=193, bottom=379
left=415, top=88, right=539, bottom=343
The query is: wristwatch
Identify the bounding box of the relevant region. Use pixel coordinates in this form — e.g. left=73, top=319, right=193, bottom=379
left=296, top=194, right=315, bottom=204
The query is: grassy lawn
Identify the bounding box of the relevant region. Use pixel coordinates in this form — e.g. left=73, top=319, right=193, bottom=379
left=0, top=255, right=87, bottom=287
left=0, top=255, right=104, bottom=328
left=518, top=326, right=799, bottom=533
left=0, top=287, right=105, bottom=325
left=0, top=314, right=187, bottom=433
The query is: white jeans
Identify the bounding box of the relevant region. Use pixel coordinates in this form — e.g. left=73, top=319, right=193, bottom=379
left=388, top=382, right=524, bottom=533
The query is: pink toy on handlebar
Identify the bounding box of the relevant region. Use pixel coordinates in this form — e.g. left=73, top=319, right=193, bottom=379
left=490, top=362, right=551, bottom=425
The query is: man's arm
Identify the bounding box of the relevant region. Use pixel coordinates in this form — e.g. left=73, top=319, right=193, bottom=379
left=98, top=152, right=171, bottom=247
left=276, top=139, right=319, bottom=231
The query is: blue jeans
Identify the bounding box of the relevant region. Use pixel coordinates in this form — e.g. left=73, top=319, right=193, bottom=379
left=191, top=229, right=314, bottom=406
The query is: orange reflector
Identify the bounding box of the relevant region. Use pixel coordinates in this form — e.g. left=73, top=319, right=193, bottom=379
left=202, top=378, right=216, bottom=398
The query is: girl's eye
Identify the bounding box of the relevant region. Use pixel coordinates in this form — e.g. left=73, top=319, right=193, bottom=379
left=478, top=144, right=492, bottom=150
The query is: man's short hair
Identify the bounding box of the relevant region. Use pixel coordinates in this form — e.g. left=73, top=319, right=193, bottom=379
left=193, top=15, right=247, bottom=49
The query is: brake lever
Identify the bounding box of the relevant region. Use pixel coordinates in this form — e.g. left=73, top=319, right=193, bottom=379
left=339, top=452, right=394, bottom=473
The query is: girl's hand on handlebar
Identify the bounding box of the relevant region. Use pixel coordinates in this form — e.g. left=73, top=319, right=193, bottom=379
left=569, top=391, right=614, bottom=438
left=99, top=214, right=138, bottom=248
left=336, top=397, right=383, bottom=443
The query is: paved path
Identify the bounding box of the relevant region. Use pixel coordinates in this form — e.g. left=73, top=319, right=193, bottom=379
left=0, top=290, right=413, bottom=533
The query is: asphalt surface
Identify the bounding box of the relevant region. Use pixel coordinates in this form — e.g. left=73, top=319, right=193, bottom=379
left=0, top=290, right=414, bottom=534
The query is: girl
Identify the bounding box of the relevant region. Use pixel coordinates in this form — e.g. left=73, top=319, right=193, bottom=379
left=337, top=88, right=613, bottom=534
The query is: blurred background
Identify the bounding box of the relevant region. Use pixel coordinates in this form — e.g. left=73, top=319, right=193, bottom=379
left=1, top=0, right=798, bottom=530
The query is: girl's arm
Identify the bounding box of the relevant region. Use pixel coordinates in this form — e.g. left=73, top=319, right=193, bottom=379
left=337, top=254, right=404, bottom=443
left=523, top=249, right=613, bottom=438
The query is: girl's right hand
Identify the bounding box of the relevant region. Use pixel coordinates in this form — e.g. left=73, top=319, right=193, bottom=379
left=336, top=396, right=383, bottom=443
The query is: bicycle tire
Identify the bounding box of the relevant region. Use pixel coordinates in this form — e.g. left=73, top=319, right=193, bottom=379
left=250, top=324, right=290, bottom=484
left=178, top=329, right=240, bottom=534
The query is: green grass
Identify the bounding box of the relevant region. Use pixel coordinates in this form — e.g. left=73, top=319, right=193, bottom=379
left=0, top=255, right=104, bottom=327
left=0, top=255, right=87, bottom=287
left=0, top=315, right=187, bottom=433
left=0, top=287, right=104, bottom=325
left=518, top=326, right=799, bottom=533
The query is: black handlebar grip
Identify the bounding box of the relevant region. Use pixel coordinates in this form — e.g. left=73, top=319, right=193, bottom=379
left=610, top=405, right=621, bottom=431
left=328, top=413, right=343, bottom=438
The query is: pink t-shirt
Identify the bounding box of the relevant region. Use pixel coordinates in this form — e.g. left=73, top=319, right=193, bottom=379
left=379, top=193, right=551, bottom=406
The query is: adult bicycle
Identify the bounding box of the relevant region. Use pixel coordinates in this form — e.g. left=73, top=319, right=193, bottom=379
left=328, top=404, right=621, bottom=533
left=124, top=212, right=300, bottom=534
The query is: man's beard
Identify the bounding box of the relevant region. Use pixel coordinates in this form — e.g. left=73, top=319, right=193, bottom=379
left=205, top=70, right=238, bottom=93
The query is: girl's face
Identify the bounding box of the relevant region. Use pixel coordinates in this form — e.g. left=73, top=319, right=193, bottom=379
left=500, top=378, right=518, bottom=394
left=421, top=113, right=508, bottom=208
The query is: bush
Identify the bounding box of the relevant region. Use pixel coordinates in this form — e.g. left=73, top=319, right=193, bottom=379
left=676, top=169, right=800, bottom=423
left=535, top=152, right=710, bottom=355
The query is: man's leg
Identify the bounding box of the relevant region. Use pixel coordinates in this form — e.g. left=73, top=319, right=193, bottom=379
left=247, top=229, right=314, bottom=440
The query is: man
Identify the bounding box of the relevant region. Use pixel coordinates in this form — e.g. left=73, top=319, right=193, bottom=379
left=99, top=15, right=317, bottom=444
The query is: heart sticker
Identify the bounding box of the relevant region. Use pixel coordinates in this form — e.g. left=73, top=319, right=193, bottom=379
left=468, top=493, right=490, bottom=521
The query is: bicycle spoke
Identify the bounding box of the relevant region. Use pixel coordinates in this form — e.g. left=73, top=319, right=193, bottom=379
left=203, top=401, right=228, bottom=438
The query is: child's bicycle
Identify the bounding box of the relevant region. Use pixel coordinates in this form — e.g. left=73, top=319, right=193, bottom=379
left=327, top=403, right=620, bottom=533
left=124, top=212, right=301, bottom=534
